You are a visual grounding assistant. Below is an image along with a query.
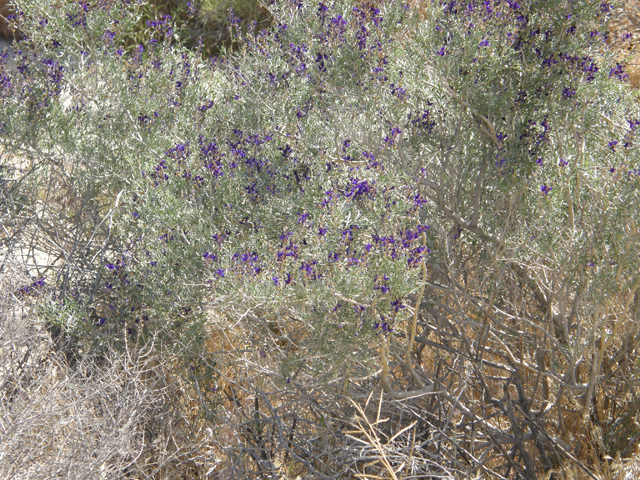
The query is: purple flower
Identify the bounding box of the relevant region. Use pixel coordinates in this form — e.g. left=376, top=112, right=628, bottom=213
left=216, top=269, right=225, bottom=277
left=272, top=276, right=279, bottom=286
left=540, top=184, right=553, bottom=195
left=298, top=212, right=310, bottom=224
left=559, top=158, right=569, bottom=167
left=344, top=178, right=374, bottom=198
left=20, top=276, right=46, bottom=294
left=390, top=299, right=405, bottom=312
left=375, top=316, right=393, bottom=334
left=103, top=30, right=116, bottom=44
left=390, top=85, right=407, bottom=99
left=166, top=143, right=190, bottom=160
left=318, top=227, right=327, bottom=236
left=610, top=63, right=628, bottom=81
left=330, top=15, right=347, bottom=27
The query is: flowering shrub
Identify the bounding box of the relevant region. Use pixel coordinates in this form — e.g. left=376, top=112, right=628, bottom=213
left=2, top=0, right=640, bottom=476
left=196, top=0, right=271, bottom=54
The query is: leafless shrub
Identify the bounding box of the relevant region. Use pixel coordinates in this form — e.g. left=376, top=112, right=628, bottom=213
left=192, top=315, right=470, bottom=480
left=195, top=239, right=640, bottom=480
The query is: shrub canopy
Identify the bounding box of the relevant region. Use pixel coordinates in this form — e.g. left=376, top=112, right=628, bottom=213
left=1, top=0, right=640, bottom=473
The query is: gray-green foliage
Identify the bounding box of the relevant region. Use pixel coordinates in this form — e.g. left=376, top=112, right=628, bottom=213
left=1, top=0, right=639, bottom=401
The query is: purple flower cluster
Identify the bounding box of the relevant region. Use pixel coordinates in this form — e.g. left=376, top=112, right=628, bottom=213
left=166, top=143, right=189, bottom=163
left=610, top=63, right=628, bottom=81
left=344, top=178, right=375, bottom=199
left=147, top=15, right=173, bottom=39
left=19, top=277, right=46, bottom=295
left=373, top=317, right=393, bottom=334
left=66, top=2, right=87, bottom=28
left=374, top=274, right=390, bottom=294
left=230, top=251, right=263, bottom=276
left=203, top=251, right=217, bottom=261
left=390, top=299, right=405, bottom=312
left=371, top=225, right=430, bottom=266
left=408, top=110, right=437, bottom=135
left=103, top=30, right=116, bottom=45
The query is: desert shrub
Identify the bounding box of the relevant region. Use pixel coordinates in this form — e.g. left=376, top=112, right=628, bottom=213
left=196, top=0, right=271, bottom=53
left=1, top=0, right=640, bottom=477
left=0, top=256, right=219, bottom=479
